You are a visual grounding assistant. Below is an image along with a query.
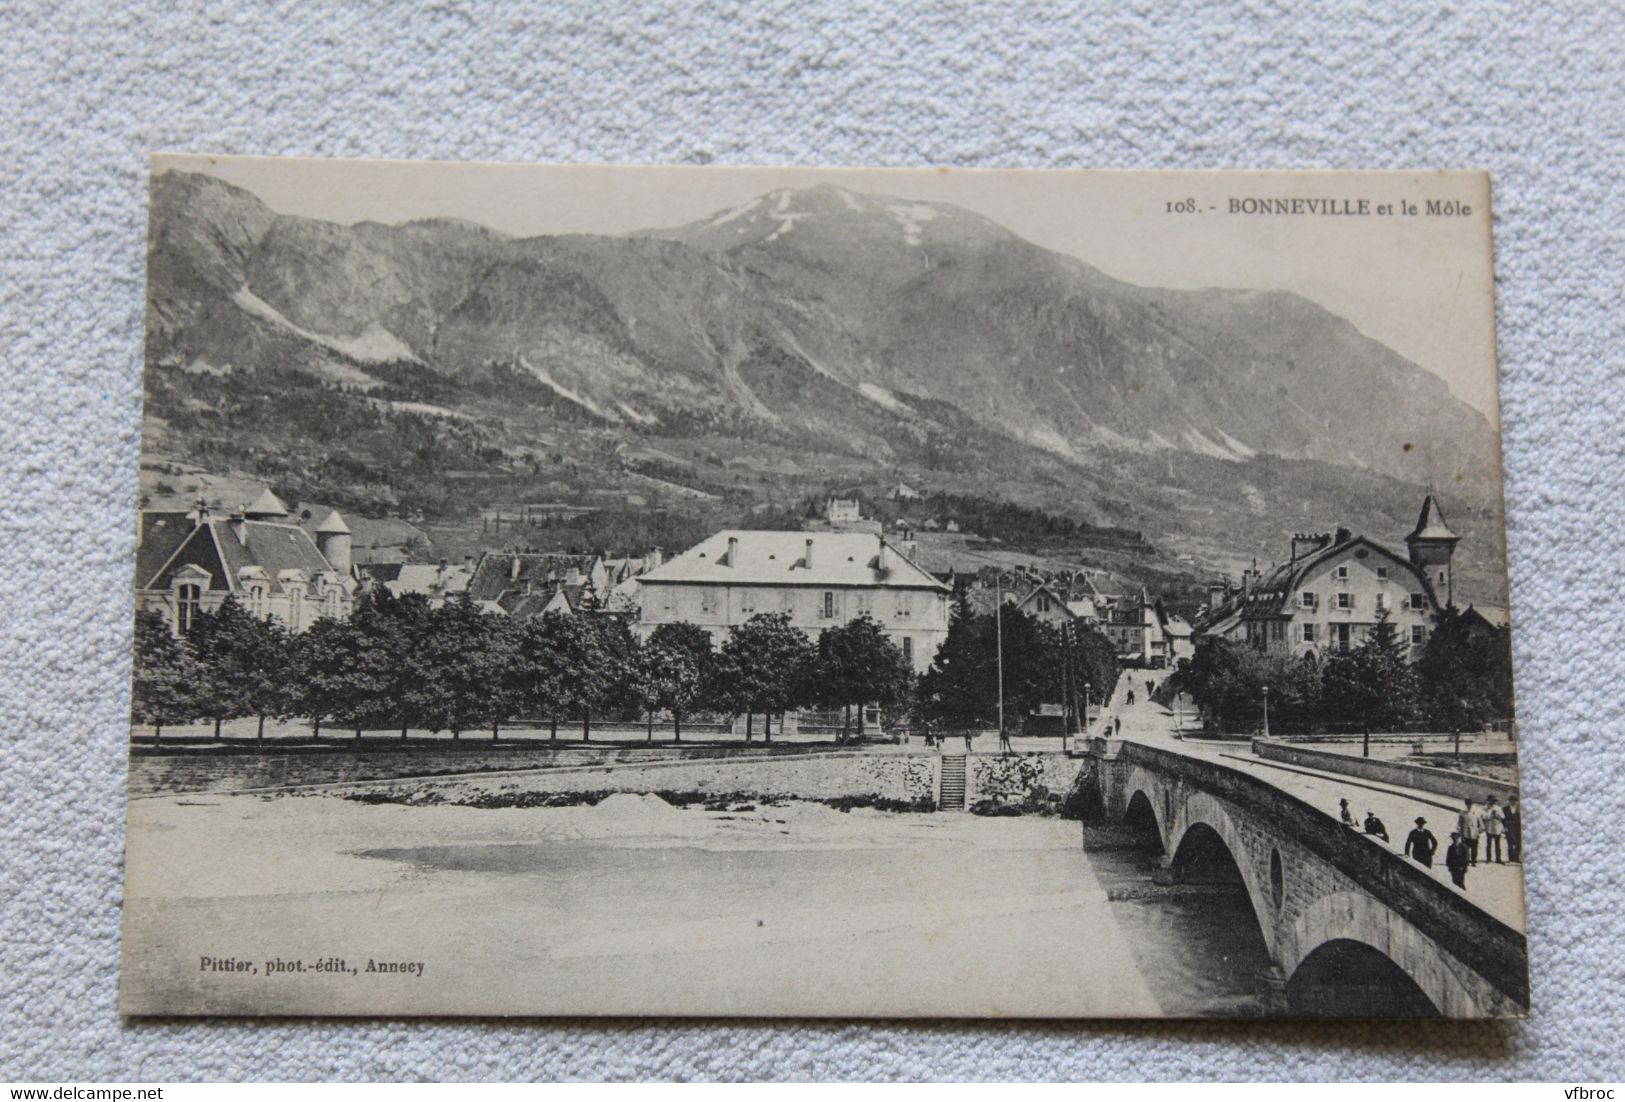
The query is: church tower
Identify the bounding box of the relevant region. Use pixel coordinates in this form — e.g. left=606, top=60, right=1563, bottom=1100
left=1406, top=492, right=1460, bottom=608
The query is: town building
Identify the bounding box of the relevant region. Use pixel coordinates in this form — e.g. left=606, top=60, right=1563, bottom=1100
left=634, top=530, right=952, bottom=672
left=135, top=491, right=356, bottom=634
left=1195, top=493, right=1458, bottom=661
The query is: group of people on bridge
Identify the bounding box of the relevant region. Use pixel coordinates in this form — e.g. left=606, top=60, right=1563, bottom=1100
left=1339, top=793, right=1522, bottom=894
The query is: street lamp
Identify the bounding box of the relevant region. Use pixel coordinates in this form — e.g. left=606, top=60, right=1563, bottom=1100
left=1261, top=684, right=1271, bottom=739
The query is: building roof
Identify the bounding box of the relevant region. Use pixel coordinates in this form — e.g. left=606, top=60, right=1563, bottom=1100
left=639, top=530, right=949, bottom=591
left=1464, top=603, right=1510, bottom=628
left=1237, top=533, right=1436, bottom=620
left=467, top=552, right=600, bottom=602
left=315, top=509, right=351, bottom=535
left=141, top=517, right=341, bottom=595
left=1407, top=493, right=1459, bottom=543
left=243, top=488, right=290, bottom=518
left=136, top=512, right=196, bottom=594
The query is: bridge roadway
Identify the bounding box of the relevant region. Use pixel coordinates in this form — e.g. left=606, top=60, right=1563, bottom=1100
left=1108, top=677, right=1527, bottom=932
left=1087, top=669, right=1528, bottom=1015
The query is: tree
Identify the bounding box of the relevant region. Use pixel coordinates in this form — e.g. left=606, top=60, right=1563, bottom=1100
left=510, top=612, right=592, bottom=740
left=1322, top=609, right=1420, bottom=743
left=811, top=615, right=914, bottom=741
left=131, top=610, right=199, bottom=741
left=412, top=597, right=515, bottom=739
left=720, top=612, right=814, bottom=742
left=919, top=592, right=994, bottom=732
left=646, top=622, right=715, bottom=742
left=1418, top=607, right=1514, bottom=732
left=577, top=614, right=639, bottom=740
left=187, top=597, right=268, bottom=738
left=292, top=615, right=388, bottom=739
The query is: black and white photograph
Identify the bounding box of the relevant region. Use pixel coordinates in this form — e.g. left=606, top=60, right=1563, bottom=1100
left=120, top=157, right=1526, bottom=1019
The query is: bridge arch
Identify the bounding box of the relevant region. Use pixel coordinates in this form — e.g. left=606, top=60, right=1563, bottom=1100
left=1286, top=939, right=1439, bottom=1017
left=1123, top=789, right=1165, bottom=853
left=1168, top=791, right=1279, bottom=958
left=1283, top=891, right=1485, bottom=1017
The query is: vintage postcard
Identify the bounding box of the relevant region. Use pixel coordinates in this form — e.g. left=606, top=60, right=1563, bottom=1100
left=122, top=157, right=1527, bottom=1018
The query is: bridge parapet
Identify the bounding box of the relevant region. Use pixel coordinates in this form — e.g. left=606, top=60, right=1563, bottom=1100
left=1084, top=739, right=1529, bottom=1015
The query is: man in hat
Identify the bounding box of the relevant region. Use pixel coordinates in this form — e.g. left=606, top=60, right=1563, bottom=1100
left=1483, top=795, right=1505, bottom=863
left=1457, top=798, right=1482, bottom=865
left=1504, top=795, right=1523, bottom=863
left=1339, top=798, right=1357, bottom=830
left=1363, top=811, right=1389, bottom=842
left=1404, top=816, right=1438, bottom=868
left=1445, top=831, right=1471, bottom=889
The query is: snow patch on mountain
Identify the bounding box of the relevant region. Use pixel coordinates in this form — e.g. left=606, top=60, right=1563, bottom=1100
left=517, top=356, right=620, bottom=422
left=232, top=286, right=417, bottom=367
left=1024, top=425, right=1079, bottom=459
left=1215, top=428, right=1258, bottom=459
left=1182, top=428, right=1241, bottom=462
left=615, top=400, right=660, bottom=426
left=857, top=381, right=908, bottom=413
left=887, top=203, right=942, bottom=246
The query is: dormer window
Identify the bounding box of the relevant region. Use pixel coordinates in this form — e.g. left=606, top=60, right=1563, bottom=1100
left=1300, top=592, right=1315, bottom=609
left=1376, top=567, right=1389, bottom=580
left=1409, top=592, right=1427, bottom=610
left=1335, top=565, right=1349, bottom=580
left=246, top=583, right=268, bottom=618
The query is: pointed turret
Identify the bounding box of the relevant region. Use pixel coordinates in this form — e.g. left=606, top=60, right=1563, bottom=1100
left=1406, top=492, right=1460, bottom=607
left=315, top=510, right=352, bottom=575
left=243, top=488, right=290, bottom=519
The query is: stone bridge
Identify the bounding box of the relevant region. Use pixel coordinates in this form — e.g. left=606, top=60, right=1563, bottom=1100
left=1081, top=738, right=1529, bottom=1017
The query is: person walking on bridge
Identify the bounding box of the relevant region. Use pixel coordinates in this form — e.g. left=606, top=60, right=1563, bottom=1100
left=1446, top=831, right=1471, bottom=890
left=1504, top=796, right=1523, bottom=863
left=1457, top=799, right=1482, bottom=865
left=1404, top=817, right=1438, bottom=868
left=1339, top=798, right=1357, bottom=830
left=1484, top=795, right=1505, bottom=863
left=1363, top=811, right=1390, bottom=841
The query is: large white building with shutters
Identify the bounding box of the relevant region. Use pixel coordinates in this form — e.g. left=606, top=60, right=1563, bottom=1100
left=633, top=530, right=952, bottom=672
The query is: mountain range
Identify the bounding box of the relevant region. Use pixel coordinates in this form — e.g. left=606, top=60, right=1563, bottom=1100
left=140, top=170, right=1508, bottom=594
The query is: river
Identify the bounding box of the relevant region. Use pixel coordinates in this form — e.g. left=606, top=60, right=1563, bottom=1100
left=121, top=793, right=1272, bottom=1017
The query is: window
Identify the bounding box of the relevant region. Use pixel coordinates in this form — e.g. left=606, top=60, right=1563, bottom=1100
left=176, top=583, right=201, bottom=634
left=1375, top=592, right=1388, bottom=611
left=1409, top=592, right=1426, bottom=610
left=902, top=637, right=914, bottom=664
left=1301, top=592, right=1315, bottom=608
left=822, top=591, right=835, bottom=619
left=1336, top=592, right=1353, bottom=610
left=323, top=585, right=340, bottom=619
left=1302, top=622, right=1316, bottom=642
left=1335, top=565, right=1349, bottom=580
left=1411, top=625, right=1426, bottom=645
left=246, top=583, right=268, bottom=618
left=1376, top=566, right=1389, bottom=580
left=895, top=594, right=910, bottom=619
left=1438, top=570, right=1448, bottom=585
left=1271, top=621, right=1285, bottom=641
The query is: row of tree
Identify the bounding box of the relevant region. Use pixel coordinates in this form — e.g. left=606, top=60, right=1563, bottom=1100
left=132, top=590, right=1124, bottom=744
left=131, top=591, right=918, bottom=742
left=1172, top=608, right=1514, bottom=735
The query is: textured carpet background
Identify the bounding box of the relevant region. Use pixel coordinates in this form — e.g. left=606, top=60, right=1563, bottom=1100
left=2, top=0, right=1622, bottom=1082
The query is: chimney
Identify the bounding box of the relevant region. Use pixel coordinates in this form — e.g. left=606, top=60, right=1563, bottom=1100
left=228, top=511, right=248, bottom=545
left=728, top=536, right=740, bottom=567
left=803, top=537, right=813, bottom=569
left=648, top=547, right=664, bottom=569
left=511, top=555, right=522, bottom=582
left=900, top=537, right=919, bottom=562
left=876, top=541, right=890, bottom=575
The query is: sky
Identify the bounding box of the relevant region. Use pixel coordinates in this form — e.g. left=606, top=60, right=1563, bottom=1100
left=155, top=155, right=1502, bottom=424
